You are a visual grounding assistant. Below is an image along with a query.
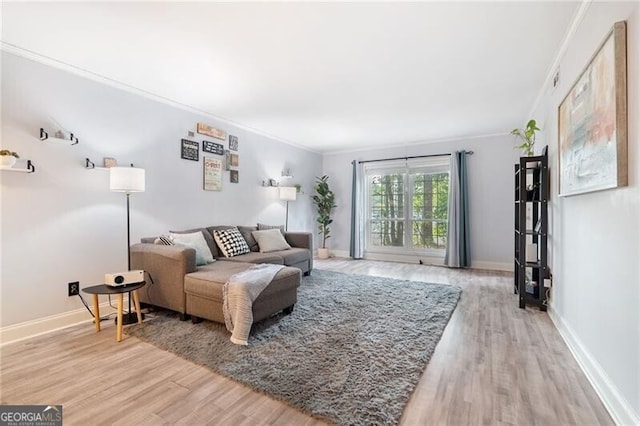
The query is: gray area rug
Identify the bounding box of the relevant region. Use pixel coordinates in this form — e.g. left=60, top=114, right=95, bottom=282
left=126, top=269, right=461, bottom=425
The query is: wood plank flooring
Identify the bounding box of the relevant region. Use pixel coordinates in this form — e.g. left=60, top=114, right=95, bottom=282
left=0, top=259, right=612, bottom=425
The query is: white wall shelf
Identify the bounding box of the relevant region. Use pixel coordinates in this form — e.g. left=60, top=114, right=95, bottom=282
left=40, top=128, right=79, bottom=145
left=0, top=160, right=35, bottom=173
left=84, top=158, right=108, bottom=170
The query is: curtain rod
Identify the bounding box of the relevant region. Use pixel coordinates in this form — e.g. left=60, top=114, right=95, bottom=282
left=357, top=150, right=474, bottom=164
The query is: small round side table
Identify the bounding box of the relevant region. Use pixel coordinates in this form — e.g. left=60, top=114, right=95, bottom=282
left=82, top=281, right=145, bottom=342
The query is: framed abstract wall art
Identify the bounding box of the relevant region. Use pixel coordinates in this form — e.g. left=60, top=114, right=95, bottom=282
left=558, top=21, right=627, bottom=196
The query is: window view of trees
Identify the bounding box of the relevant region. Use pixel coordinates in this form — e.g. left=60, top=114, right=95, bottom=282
left=368, top=168, right=449, bottom=251
left=412, top=173, right=449, bottom=249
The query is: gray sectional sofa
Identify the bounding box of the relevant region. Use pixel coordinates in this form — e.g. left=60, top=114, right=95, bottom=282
left=130, top=225, right=313, bottom=324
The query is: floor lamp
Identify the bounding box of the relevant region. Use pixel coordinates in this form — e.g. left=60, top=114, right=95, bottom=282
left=279, top=186, right=297, bottom=231
left=110, top=166, right=145, bottom=324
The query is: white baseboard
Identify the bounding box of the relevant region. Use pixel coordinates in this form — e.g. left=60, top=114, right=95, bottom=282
left=549, top=305, right=640, bottom=425
left=470, top=261, right=512, bottom=272
left=320, top=250, right=511, bottom=272
left=0, top=299, right=125, bottom=346
left=329, top=249, right=350, bottom=258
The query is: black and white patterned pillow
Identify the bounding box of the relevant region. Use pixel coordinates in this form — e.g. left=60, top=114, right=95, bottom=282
left=154, top=235, right=174, bottom=245
left=213, top=227, right=250, bottom=258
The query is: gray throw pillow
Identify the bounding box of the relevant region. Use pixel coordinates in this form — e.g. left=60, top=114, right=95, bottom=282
left=252, top=229, right=291, bottom=253
left=237, top=226, right=259, bottom=252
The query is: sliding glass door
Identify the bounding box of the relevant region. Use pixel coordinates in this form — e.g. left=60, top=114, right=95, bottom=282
left=365, top=158, right=450, bottom=256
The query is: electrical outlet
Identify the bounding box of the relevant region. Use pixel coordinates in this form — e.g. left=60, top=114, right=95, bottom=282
left=68, top=281, right=80, bottom=297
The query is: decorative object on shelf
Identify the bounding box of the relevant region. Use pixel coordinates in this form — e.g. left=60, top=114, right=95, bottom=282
left=181, top=139, right=199, bottom=161
left=39, top=127, right=79, bottom=145
left=230, top=170, right=239, bottom=184
left=294, top=183, right=302, bottom=193
left=0, top=150, right=19, bottom=167
left=86, top=158, right=121, bottom=170
left=197, top=123, right=226, bottom=140
left=558, top=21, right=627, bottom=196
left=203, top=156, right=223, bottom=191
left=109, top=165, right=146, bottom=324
left=202, top=140, right=224, bottom=155
left=510, top=119, right=540, bottom=157
left=229, top=135, right=239, bottom=151
left=312, top=175, right=337, bottom=259
left=514, top=149, right=548, bottom=310
left=279, top=186, right=297, bottom=231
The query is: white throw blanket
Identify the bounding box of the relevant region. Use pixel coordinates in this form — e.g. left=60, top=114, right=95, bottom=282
left=223, top=263, right=285, bottom=345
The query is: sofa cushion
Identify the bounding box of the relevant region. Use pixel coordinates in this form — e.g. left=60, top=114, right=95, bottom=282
left=252, top=229, right=291, bottom=253
left=170, top=231, right=215, bottom=266
left=268, top=247, right=310, bottom=266
left=170, top=228, right=216, bottom=259
left=237, top=225, right=259, bottom=252
left=185, top=262, right=301, bottom=302
left=257, top=223, right=285, bottom=235
left=219, top=252, right=284, bottom=265
left=213, top=227, right=251, bottom=258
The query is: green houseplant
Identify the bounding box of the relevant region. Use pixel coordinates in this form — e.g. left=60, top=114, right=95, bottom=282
left=312, top=175, right=336, bottom=259
left=511, top=119, right=540, bottom=156
left=0, top=150, right=19, bottom=167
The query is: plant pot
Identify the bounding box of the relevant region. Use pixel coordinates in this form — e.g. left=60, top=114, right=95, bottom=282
left=0, top=155, right=17, bottom=167
left=317, top=248, right=330, bottom=259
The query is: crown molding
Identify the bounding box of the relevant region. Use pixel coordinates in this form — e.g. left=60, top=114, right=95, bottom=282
left=0, top=41, right=319, bottom=154
left=528, top=0, right=592, bottom=118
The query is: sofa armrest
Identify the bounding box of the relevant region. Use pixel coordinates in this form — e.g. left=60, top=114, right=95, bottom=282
left=130, top=243, right=197, bottom=314
left=285, top=232, right=313, bottom=250
left=285, top=232, right=313, bottom=273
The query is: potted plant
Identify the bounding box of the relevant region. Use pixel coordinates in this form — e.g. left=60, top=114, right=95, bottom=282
left=511, top=119, right=540, bottom=156
left=312, top=175, right=336, bottom=259
left=0, top=150, right=19, bottom=167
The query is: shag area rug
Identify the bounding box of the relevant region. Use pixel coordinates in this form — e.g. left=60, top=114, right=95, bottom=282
left=126, top=269, right=461, bottom=425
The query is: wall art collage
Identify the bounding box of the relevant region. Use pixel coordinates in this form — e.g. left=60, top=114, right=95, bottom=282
left=180, top=122, right=240, bottom=190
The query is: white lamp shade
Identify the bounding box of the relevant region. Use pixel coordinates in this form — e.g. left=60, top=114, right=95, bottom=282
left=110, top=167, right=145, bottom=193
left=279, top=186, right=297, bottom=201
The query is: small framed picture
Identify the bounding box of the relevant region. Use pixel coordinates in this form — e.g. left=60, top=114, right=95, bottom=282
left=230, top=170, right=239, bottom=183
left=230, top=153, right=239, bottom=167
left=181, top=139, right=199, bottom=161
left=229, top=135, right=239, bottom=151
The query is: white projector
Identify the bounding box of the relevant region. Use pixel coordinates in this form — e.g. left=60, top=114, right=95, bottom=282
left=105, top=270, right=144, bottom=287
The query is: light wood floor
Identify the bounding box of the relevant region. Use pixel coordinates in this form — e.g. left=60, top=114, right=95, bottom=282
left=1, top=259, right=612, bottom=425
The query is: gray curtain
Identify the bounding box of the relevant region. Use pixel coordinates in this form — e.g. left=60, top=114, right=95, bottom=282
left=349, top=160, right=365, bottom=259
left=444, top=151, right=470, bottom=268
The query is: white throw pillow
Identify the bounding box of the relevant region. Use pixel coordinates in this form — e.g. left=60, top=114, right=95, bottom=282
left=252, top=229, right=291, bottom=253
left=170, top=231, right=214, bottom=266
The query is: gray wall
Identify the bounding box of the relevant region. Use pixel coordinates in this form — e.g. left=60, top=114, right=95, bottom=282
left=0, top=52, right=321, bottom=327
left=322, top=134, right=518, bottom=269
left=531, top=2, right=639, bottom=421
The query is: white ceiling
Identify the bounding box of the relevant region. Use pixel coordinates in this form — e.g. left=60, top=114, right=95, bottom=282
left=1, top=2, right=579, bottom=153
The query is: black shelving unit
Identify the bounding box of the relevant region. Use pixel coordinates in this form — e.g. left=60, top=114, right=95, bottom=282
left=514, top=150, right=549, bottom=310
